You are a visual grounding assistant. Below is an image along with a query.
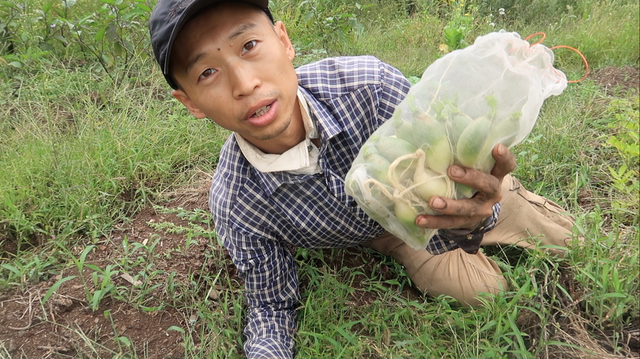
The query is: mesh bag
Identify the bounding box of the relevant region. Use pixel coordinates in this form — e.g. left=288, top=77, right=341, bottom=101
left=345, top=30, right=568, bottom=250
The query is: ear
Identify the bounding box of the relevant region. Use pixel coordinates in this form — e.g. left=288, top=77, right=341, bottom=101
left=172, top=89, right=206, bottom=119
left=274, top=21, right=295, bottom=61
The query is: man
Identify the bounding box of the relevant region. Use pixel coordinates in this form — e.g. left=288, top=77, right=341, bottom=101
left=148, top=1, right=576, bottom=357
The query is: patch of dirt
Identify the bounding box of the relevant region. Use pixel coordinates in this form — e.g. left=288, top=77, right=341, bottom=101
left=577, top=186, right=596, bottom=212
left=0, top=179, right=395, bottom=358
left=590, top=66, right=640, bottom=92
left=0, top=181, right=219, bottom=358
left=516, top=267, right=640, bottom=358
left=0, top=291, right=184, bottom=358
left=2, top=175, right=638, bottom=358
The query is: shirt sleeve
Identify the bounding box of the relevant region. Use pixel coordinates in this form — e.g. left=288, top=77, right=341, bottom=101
left=426, top=202, right=502, bottom=255
left=224, top=230, right=300, bottom=359
left=375, top=60, right=412, bottom=124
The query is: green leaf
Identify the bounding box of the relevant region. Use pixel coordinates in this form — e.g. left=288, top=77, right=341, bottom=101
left=91, top=288, right=104, bottom=310
left=595, top=292, right=627, bottom=299
left=101, top=53, right=114, bottom=67
left=407, top=76, right=421, bottom=85
left=136, top=3, right=151, bottom=12
left=61, top=0, right=76, bottom=9
left=1, top=263, right=21, bottom=276
left=38, top=42, right=55, bottom=52
left=167, top=326, right=185, bottom=333
left=95, top=26, right=107, bottom=42
left=105, top=22, right=118, bottom=42
left=302, top=11, right=314, bottom=27
left=117, top=336, right=131, bottom=347
left=75, top=245, right=95, bottom=272
left=42, top=276, right=77, bottom=305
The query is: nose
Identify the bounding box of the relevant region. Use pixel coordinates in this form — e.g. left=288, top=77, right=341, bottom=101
left=229, top=61, right=261, bottom=98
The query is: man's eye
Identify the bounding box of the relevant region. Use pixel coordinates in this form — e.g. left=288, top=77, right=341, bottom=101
left=199, top=68, right=216, bottom=79
left=242, top=40, right=257, bottom=54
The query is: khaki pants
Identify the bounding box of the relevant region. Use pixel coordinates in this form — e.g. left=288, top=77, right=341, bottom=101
left=366, top=174, right=577, bottom=306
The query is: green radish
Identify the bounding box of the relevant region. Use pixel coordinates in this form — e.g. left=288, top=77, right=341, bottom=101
left=375, top=136, right=418, bottom=162
left=455, top=115, right=492, bottom=168
left=370, top=182, right=395, bottom=208
left=475, top=112, right=522, bottom=172
left=455, top=183, right=476, bottom=199
left=394, top=197, right=420, bottom=232
left=411, top=112, right=446, bottom=147
left=485, top=111, right=521, bottom=149
left=395, top=120, right=414, bottom=142
left=375, top=136, right=419, bottom=181
left=365, top=152, right=392, bottom=184
left=446, top=112, right=473, bottom=147
left=421, top=137, right=452, bottom=175
left=413, top=153, right=449, bottom=202
left=390, top=110, right=404, bottom=128
left=409, top=112, right=452, bottom=174
left=360, top=142, right=379, bottom=158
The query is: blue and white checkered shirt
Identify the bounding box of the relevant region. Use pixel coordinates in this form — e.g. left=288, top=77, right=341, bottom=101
left=208, top=56, right=498, bottom=358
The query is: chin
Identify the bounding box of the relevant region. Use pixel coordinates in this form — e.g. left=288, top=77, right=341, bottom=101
left=254, top=117, right=292, bottom=142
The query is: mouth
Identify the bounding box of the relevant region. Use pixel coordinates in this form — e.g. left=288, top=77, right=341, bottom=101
left=251, top=104, right=271, bottom=118
left=245, top=100, right=278, bottom=127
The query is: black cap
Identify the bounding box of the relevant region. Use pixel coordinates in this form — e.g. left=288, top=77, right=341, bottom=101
left=149, top=0, right=271, bottom=89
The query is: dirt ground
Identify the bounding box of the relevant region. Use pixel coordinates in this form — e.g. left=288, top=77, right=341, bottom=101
left=0, top=186, right=212, bottom=358
left=0, top=66, right=638, bottom=358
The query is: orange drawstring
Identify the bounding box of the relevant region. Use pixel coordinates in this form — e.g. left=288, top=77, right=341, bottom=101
left=525, top=32, right=589, bottom=83
left=524, top=32, right=546, bottom=45
left=550, top=45, right=590, bottom=83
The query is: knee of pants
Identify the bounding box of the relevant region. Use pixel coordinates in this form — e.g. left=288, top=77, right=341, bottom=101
left=482, top=174, right=578, bottom=252
left=409, top=249, right=509, bottom=306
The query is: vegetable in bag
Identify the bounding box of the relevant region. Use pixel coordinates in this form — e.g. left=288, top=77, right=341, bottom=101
left=345, top=30, right=568, bottom=250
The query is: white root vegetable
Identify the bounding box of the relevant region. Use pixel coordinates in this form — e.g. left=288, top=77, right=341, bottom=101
left=413, top=150, right=450, bottom=202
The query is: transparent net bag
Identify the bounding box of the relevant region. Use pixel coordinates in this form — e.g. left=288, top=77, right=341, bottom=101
left=345, top=30, right=568, bottom=250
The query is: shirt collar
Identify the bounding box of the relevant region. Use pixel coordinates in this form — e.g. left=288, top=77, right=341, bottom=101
left=244, top=86, right=347, bottom=197
left=298, top=86, right=342, bottom=141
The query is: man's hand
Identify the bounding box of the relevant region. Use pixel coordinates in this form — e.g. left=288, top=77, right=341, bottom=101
left=415, top=143, right=516, bottom=230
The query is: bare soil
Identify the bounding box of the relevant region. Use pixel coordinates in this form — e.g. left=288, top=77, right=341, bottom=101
left=590, top=66, right=640, bottom=93
left=0, top=66, right=638, bottom=358
left=0, top=184, right=214, bottom=358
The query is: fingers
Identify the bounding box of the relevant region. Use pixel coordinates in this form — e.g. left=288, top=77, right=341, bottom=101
left=428, top=196, right=495, bottom=218
left=416, top=196, right=494, bottom=229
left=414, top=144, right=515, bottom=230
left=490, top=143, right=516, bottom=179
left=414, top=166, right=499, bottom=229
left=446, top=165, right=502, bottom=198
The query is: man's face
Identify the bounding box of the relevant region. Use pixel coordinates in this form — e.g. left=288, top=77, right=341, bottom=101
left=170, top=3, right=301, bottom=153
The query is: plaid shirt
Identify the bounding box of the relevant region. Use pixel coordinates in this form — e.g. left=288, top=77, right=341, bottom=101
left=208, top=56, right=498, bottom=358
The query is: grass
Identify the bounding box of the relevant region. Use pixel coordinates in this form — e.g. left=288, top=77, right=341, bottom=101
left=1, top=58, right=227, bottom=250
left=1, top=0, right=639, bottom=357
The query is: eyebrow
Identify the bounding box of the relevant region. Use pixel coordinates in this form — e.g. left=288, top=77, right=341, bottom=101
left=183, top=22, right=258, bottom=76
left=229, top=22, right=257, bottom=41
